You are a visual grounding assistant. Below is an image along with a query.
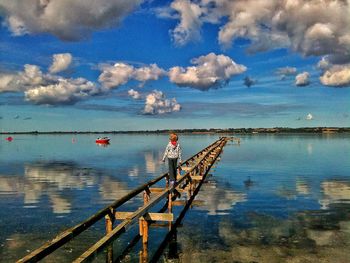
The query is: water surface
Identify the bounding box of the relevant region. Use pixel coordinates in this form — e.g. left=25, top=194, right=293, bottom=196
left=0, top=134, right=349, bottom=262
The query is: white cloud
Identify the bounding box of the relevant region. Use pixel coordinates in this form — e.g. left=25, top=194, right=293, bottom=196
left=153, top=6, right=179, bottom=19
left=1, top=59, right=167, bottom=106
left=6, top=15, right=28, bottom=36
left=0, top=61, right=102, bottom=105
left=98, top=63, right=165, bottom=89
left=170, top=0, right=202, bottom=45
left=20, top=64, right=46, bottom=86
left=24, top=77, right=99, bottom=105
left=98, top=63, right=134, bottom=89
left=276, top=67, right=297, bottom=76
left=169, top=53, right=246, bottom=90
left=128, top=89, right=141, bottom=99
left=0, top=0, right=142, bottom=40
left=295, top=72, right=310, bottom=86
left=164, top=0, right=350, bottom=63
left=143, top=90, right=181, bottom=115
left=320, top=65, right=350, bottom=87
left=0, top=64, right=52, bottom=92
left=0, top=73, right=17, bottom=92
left=306, top=113, right=313, bottom=120
left=133, top=64, right=166, bottom=82
left=49, top=53, right=72, bottom=74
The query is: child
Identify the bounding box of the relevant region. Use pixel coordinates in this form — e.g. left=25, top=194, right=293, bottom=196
left=162, top=133, right=182, bottom=187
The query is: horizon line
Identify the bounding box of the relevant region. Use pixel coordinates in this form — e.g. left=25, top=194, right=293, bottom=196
left=1, top=126, right=350, bottom=134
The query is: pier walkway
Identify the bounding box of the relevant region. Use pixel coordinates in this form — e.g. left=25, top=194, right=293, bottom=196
left=18, top=137, right=232, bottom=262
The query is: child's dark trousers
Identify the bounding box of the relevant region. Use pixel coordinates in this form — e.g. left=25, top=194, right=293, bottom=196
left=168, top=158, right=178, bottom=182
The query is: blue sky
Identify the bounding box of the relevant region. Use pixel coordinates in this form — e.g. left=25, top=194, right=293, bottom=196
left=0, top=0, right=349, bottom=131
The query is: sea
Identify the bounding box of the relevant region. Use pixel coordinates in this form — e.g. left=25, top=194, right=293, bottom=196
left=0, top=134, right=349, bottom=262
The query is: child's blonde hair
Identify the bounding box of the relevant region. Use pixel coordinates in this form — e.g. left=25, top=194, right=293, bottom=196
left=169, top=133, right=178, bottom=141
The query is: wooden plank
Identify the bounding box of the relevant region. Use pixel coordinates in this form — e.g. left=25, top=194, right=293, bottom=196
left=190, top=176, right=203, bottom=181
left=116, top=212, right=173, bottom=222
left=142, top=213, right=173, bottom=222
left=149, top=187, right=164, bottom=193
left=172, top=200, right=186, bottom=206
left=115, top=212, right=133, bottom=220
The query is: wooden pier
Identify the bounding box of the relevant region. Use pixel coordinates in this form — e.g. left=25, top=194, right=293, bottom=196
left=17, top=137, right=232, bottom=262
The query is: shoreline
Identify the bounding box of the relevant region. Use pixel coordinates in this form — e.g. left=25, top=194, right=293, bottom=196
left=1, top=127, right=350, bottom=135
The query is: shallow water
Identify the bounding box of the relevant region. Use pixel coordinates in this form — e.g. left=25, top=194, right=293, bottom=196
left=0, top=134, right=349, bottom=262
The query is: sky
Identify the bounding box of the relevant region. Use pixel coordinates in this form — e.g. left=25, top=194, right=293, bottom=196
left=0, top=0, right=349, bottom=132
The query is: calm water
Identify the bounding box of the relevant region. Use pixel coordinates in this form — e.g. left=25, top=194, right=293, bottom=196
left=0, top=134, right=350, bottom=262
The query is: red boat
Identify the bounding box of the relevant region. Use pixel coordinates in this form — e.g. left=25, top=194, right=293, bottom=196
left=95, top=137, right=110, bottom=144
left=6, top=136, right=13, bottom=142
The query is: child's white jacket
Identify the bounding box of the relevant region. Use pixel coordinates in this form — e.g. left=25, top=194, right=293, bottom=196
left=162, top=142, right=182, bottom=163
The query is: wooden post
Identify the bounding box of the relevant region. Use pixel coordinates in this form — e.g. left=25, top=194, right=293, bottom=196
left=105, top=209, right=115, bottom=263
left=139, top=241, right=148, bottom=263
left=143, top=188, right=150, bottom=204
left=142, top=219, right=149, bottom=244
left=140, top=188, right=150, bottom=245
left=168, top=191, right=173, bottom=213
left=105, top=210, right=114, bottom=234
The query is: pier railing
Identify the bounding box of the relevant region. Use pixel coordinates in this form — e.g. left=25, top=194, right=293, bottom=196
left=17, top=137, right=231, bottom=262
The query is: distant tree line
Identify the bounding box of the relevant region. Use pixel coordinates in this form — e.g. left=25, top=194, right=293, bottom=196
left=1, top=127, right=350, bottom=135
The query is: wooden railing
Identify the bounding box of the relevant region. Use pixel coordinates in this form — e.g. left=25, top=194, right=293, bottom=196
left=17, top=137, right=231, bottom=262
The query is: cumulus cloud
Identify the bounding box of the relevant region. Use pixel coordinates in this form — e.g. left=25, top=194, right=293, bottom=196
left=0, top=0, right=142, bottom=40
left=0, top=57, right=103, bottom=105
left=98, top=63, right=134, bottom=89
left=128, top=89, right=141, bottom=99
left=320, top=65, right=350, bottom=87
left=0, top=64, right=52, bottom=92
left=243, top=76, right=256, bottom=88
left=163, top=0, right=350, bottom=63
left=169, top=0, right=202, bottom=45
left=295, top=72, right=310, bottom=86
left=133, top=64, right=166, bottom=87
left=169, top=53, right=246, bottom=90
left=0, top=73, right=17, bottom=92
left=24, top=77, right=99, bottom=105
left=98, top=63, right=165, bottom=89
left=49, top=53, right=72, bottom=73
left=143, top=90, right=181, bottom=115
left=1, top=57, right=168, bottom=106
